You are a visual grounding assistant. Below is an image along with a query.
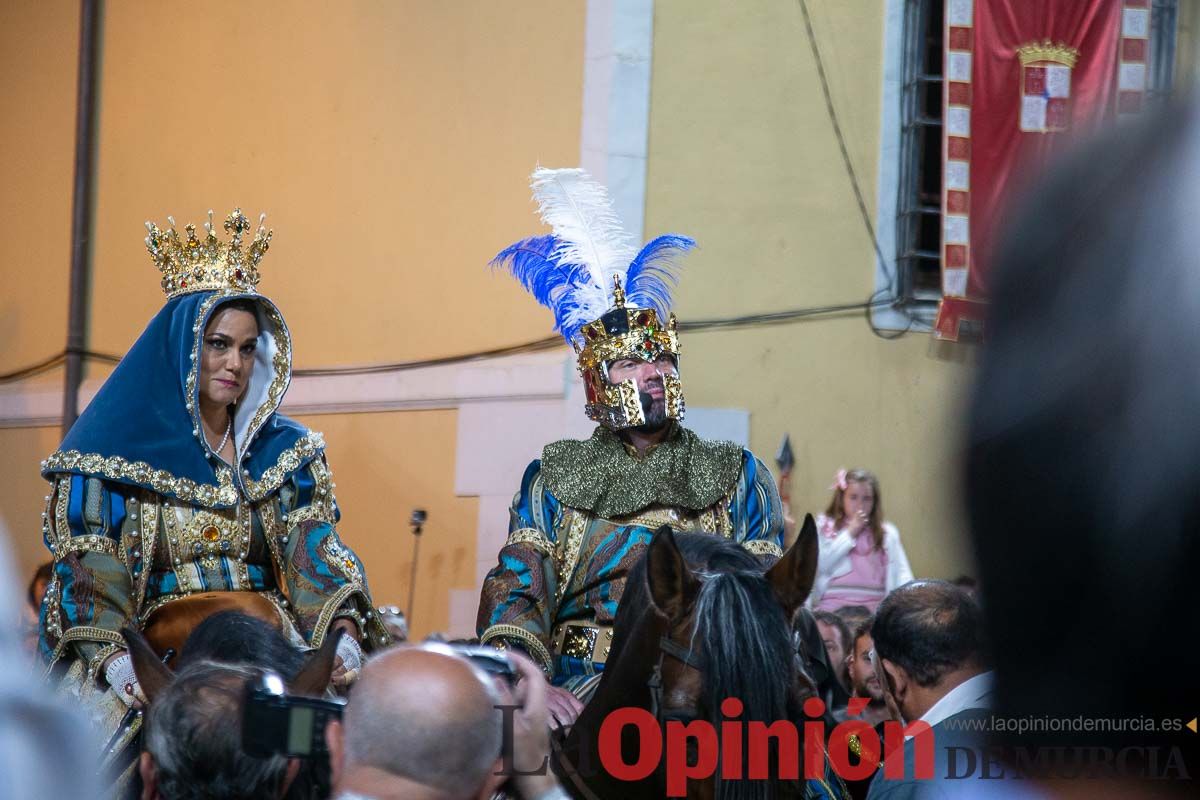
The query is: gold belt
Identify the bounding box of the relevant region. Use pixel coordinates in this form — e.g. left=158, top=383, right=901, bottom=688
left=551, top=622, right=614, bottom=665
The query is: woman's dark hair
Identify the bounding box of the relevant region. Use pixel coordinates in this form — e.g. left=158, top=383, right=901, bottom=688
left=206, top=297, right=261, bottom=332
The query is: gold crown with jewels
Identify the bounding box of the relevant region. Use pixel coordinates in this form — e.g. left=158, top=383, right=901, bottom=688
left=145, top=208, right=273, bottom=299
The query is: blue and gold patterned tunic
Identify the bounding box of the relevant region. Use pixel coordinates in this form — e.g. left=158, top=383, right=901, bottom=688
left=37, top=290, right=388, bottom=716
left=477, top=423, right=784, bottom=683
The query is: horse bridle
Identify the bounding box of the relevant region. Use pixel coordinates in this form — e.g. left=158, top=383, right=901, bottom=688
left=647, top=634, right=705, bottom=723
left=552, top=634, right=706, bottom=800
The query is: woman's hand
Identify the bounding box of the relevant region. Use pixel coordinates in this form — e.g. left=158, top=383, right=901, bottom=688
left=103, top=651, right=146, bottom=708
left=330, top=619, right=362, bottom=689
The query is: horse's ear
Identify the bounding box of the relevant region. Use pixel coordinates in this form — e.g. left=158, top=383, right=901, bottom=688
left=121, top=626, right=173, bottom=704
left=289, top=627, right=344, bottom=697
left=765, top=513, right=819, bottom=618
left=646, top=526, right=699, bottom=623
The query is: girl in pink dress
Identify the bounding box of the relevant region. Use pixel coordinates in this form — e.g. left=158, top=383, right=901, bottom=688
left=810, top=468, right=914, bottom=612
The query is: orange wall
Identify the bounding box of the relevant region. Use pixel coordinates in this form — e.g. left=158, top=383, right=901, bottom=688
left=0, top=1, right=585, bottom=638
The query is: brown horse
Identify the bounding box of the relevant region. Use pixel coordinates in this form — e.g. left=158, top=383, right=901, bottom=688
left=553, top=516, right=848, bottom=800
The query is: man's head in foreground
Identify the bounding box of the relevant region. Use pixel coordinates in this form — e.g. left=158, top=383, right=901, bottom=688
left=140, top=661, right=300, bottom=800
left=870, top=580, right=986, bottom=724
left=325, top=645, right=509, bottom=800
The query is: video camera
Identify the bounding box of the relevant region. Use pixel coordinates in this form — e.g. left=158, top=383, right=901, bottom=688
left=242, top=671, right=345, bottom=759
left=240, top=644, right=515, bottom=759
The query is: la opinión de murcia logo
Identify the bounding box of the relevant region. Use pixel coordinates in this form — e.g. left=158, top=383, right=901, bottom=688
left=495, top=702, right=1197, bottom=796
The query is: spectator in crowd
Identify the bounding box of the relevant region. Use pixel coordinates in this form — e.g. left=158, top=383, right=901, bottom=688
left=810, top=469, right=913, bottom=613
left=325, top=644, right=567, bottom=800
left=26, top=561, right=52, bottom=612
left=838, top=619, right=890, bottom=729
left=865, top=581, right=992, bottom=799
left=20, top=561, right=52, bottom=653
left=832, top=603, right=872, bottom=635
left=966, top=97, right=1200, bottom=794
left=140, top=661, right=300, bottom=800
left=813, top=609, right=851, bottom=709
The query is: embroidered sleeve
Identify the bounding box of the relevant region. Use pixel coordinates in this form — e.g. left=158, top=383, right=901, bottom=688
left=729, top=453, right=785, bottom=556
left=275, top=454, right=389, bottom=651
left=476, top=460, right=560, bottom=675
left=39, top=475, right=135, bottom=677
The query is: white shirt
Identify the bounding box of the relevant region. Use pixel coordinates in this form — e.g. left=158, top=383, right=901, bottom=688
left=918, top=670, right=994, bottom=730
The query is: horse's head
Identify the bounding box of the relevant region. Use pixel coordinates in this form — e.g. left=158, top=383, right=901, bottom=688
left=636, top=516, right=819, bottom=799
left=646, top=515, right=818, bottom=722
left=120, top=617, right=345, bottom=705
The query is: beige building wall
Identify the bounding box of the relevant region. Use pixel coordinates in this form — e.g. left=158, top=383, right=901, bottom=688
left=646, top=0, right=977, bottom=578
left=0, top=0, right=585, bottom=638
left=5, top=1, right=1198, bottom=636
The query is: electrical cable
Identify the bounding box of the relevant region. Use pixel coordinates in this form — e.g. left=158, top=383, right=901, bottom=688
left=4, top=4, right=923, bottom=385
left=797, top=0, right=915, bottom=339
left=0, top=297, right=894, bottom=385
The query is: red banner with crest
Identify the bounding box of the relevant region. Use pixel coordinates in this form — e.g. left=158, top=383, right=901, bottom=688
left=934, top=0, right=1148, bottom=341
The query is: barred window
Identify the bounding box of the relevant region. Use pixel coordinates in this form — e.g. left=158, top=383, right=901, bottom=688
left=888, top=0, right=1178, bottom=325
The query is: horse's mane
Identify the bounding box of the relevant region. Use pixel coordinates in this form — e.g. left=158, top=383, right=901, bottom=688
left=177, top=611, right=307, bottom=680
left=621, top=532, right=801, bottom=723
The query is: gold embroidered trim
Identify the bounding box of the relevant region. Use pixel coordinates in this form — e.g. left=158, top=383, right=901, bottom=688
left=139, top=592, right=187, bottom=624
left=89, top=643, right=124, bottom=684
left=54, top=477, right=71, bottom=547
left=505, top=527, right=555, bottom=558
left=43, top=576, right=63, bottom=640
left=740, top=539, right=783, bottom=558
left=555, top=511, right=590, bottom=603
left=135, top=493, right=159, bottom=610
left=310, top=584, right=391, bottom=650
left=309, top=583, right=361, bottom=648
left=60, top=626, right=126, bottom=648
left=284, top=503, right=336, bottom=532
left=46, top=627, right=127, bottom=676
left=243, top=303, right=293, bottom=449
left=42, top=449, right=238, bottom=507
left=53, top=535, right=118, bottom=559
left=481, top=624, right=553, bottom=673
left=137, top=589, right=292, bottom=629
left=258, top=500, right=288, bottom=576
left=40, top=433, right=325, bottom=510
left=243, top=432, right=326, bottom=501
left=322, top=537, right=364, bottom=584
left=184, top=293, right=224, bottom=439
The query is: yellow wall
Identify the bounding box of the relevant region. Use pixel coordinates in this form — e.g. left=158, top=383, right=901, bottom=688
left=0, top=1, right=76, bottom=378
left=0, top=0, right=585, bottom=639
left=8, top=0, right=1197, bottom=634
left=290, top=410, right=480, bottom=637
left=647, top=1, right=977, bottom=578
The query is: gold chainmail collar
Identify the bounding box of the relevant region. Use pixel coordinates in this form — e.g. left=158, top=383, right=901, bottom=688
left=540, top=424, right=744, bottom=518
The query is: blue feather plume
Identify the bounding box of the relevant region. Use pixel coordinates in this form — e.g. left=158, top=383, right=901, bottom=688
left=624, top=234, right=696, bottom=319
left=490, top=235, right=590, bottom=339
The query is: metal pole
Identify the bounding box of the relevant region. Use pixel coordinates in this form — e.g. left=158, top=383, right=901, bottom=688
left=407, top=508, right=426, bottom=629
left=407, top=532, right=421, bottom=630
left=62, top=0, right=103, bottom=433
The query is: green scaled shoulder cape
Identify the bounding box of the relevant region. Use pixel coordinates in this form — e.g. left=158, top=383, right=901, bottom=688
left=540, top=424, right=744, bottom=518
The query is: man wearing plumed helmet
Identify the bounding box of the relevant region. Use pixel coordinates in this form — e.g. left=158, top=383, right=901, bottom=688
left=476, top=168, right=785, bottom=725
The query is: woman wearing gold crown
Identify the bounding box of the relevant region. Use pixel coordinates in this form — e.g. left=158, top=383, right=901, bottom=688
left=36, top=210, right=388, bottom=735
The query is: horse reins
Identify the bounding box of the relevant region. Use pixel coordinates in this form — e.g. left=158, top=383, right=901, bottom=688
left=552, top=635, right=705, bottom=800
